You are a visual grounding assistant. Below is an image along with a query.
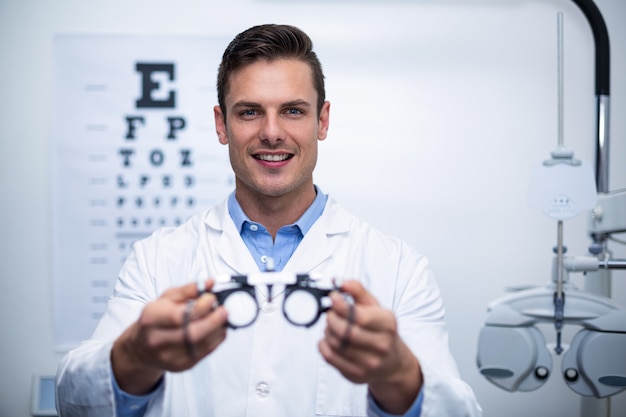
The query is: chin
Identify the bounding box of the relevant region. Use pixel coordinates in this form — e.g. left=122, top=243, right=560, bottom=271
left=255, top=181, right=306, bottom=199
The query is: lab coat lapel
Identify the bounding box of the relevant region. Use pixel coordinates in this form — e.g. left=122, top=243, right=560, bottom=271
left=205, top=199, right=259, bottom=275
left=286, top=196, right=349, bottom=272
left=287, top=221, right=332, bottom=272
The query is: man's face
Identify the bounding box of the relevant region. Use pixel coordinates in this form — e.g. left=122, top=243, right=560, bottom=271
left=214, top=58, right=330, bottom=200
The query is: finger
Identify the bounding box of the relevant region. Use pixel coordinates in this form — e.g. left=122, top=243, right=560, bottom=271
left=140, top=288, right=217, bottom=330
left=161, top=279, right=216, bottom=303
left=140, top=306, right=228, bottom=363
left=183, top=300, right=197, bottom=360
left=325, top=310, right=359, bottom=350
left=329, top=292, right=352, bottom=318
left=177, top=293, right=222, bottom=361
left=325, top=310, right=391, bottom=353
left=338, top=280, right=379, bottom=307
left=195, top=307, right=228, bottom=351
left=185, top=306, right=228, bottom=357
left=324, top=313, right=353, bottom=352
left=326, top=296, right=355, bottom=349
left=329, top=279, right=378, bottom=321
left=142, top=299, right=196, bottom=329
left=144, top=306, right=227, bottom=368
left=175, top=280, right=220, bottom=325
left=140, top=298, right=186, bottom=329
left=341, top=302, right=355, bottom=350
left=187, top=292, right=219, bottom=321
left=329, top=294, right=395, bottom=334
left=192, top=305, right=229, bottom=336
left=195, top=279, right=214, bottom=296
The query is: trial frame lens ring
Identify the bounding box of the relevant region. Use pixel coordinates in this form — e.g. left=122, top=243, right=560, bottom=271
left=283, top=287, right=329, bottom=328
left=216, top=287, right=259, bottom=329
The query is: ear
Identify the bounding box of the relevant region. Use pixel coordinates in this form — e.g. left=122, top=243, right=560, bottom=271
left=317, top=101, right=330, bottom=141
left=214, top=105, right=229, bottom=145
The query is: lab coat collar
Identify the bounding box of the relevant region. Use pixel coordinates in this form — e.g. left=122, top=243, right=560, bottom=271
left=203, top=194, right=350, bottom=274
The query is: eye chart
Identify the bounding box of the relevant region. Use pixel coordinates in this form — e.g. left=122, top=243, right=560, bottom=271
left=52, top=35, right=233, bottom=351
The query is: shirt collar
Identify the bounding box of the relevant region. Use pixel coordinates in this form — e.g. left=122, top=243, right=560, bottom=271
left=227, top=186, right=328, bottom=236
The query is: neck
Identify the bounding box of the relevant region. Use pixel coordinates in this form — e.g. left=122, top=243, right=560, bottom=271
left=235, top=183, right=317, bottom=238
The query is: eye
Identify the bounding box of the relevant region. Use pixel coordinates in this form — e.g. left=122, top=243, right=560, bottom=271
left=239, top=109, right=260, bottom=118
left=283, top=107, right=304, bottom=117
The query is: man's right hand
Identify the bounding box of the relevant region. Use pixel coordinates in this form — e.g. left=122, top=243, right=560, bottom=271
left=111, top=279, right=228, bottom=395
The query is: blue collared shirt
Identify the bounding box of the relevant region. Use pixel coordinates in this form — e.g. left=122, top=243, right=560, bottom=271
left=227, top=187, right=327, bottom=272
left=113, top=187, right=422, bottom=416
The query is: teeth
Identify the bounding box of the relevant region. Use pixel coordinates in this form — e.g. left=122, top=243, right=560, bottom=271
left=257, top=154, right=289, bottom=162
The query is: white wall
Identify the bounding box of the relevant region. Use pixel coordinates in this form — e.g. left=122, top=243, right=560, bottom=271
left=1, top=1, right=625, bottom=416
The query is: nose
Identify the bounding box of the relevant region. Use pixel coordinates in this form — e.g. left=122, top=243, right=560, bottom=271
left=259, top=113, right=284, bottom=144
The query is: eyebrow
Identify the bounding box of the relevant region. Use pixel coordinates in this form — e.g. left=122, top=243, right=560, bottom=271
left=231, top=99, right=312, bottom=110
left=232, top=101, right=261, bottom=109
left=281, top=99, right=312, bottom=109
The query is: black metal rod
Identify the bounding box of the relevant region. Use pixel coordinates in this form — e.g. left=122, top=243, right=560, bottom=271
left=570, top=0, right=611, bottom=193
left=570, top=0, right=610, bottom=96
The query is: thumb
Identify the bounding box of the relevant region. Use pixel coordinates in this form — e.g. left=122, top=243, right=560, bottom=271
left=338, top=280, right=379, bottom=307
left=162, top=279, right=215, bottom=302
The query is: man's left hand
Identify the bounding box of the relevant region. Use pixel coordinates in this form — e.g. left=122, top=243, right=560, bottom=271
left=318, top=280, right=423, bottom=415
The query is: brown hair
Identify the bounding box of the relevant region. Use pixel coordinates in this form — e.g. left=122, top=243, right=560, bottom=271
left=217, top=24, right=326, bottom=119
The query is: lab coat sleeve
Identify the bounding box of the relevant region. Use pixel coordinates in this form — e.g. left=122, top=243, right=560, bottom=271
left=56, top=235, right=163, bottom=417
left=393, top=246, right=482, bottom=417
left=367, top=388, right=424, bottom=417
left=56, top=339, right=116, bottom=416
left=56, top=337, right=165, bottom=417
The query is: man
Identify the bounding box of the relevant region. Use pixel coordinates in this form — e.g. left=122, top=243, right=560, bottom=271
left=56, top=24, right=481, bottom=417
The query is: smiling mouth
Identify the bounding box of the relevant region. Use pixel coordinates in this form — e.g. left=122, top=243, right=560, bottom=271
left=254, top=153, right=292, bottom=162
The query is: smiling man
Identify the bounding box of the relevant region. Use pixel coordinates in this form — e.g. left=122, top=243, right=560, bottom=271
left=56, top=24, right=482, bottom=417
left=215, top=57, right=329, bottom=235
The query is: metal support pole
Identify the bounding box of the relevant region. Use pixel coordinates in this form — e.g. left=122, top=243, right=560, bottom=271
left=567, top=2, right=611, bottom=415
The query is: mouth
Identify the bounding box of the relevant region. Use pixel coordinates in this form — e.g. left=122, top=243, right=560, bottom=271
left=253, top=153, right=293, bottom=162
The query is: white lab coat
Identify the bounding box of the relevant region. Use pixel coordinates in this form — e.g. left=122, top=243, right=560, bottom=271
left=56, top=196, right=481, bottom=417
